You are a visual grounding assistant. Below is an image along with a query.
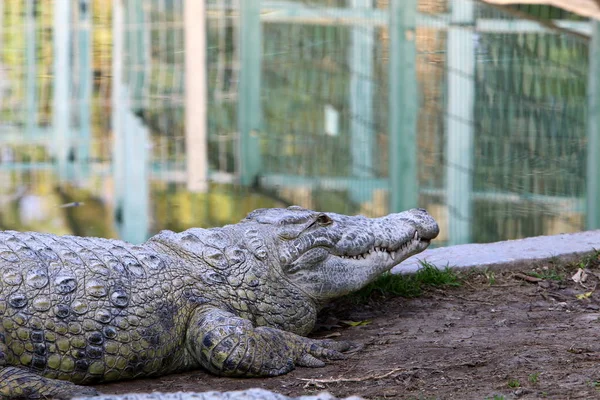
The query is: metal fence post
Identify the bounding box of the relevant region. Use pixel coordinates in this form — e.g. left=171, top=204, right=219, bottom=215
left=25, top=0, right=37, bottom=140
left=112, top=0, right=149, bottom=244
left=587, top=21, right=600, bottom=230
left=350, top=0, right=374, bottom=180
left=52, top=0, right=71, bottom=180
left=446, top=0, right=475, bottom=244
left=112, top=0, right=125, bottom=238
left=184, top=0, right=209, bottom=192
left=238, top=0, right=262, bottom=186
left=77, top=0, right=92, bottom=178
left=388, top=0, right=418, bottom=212
left=121, top=110, right=150, bottom=244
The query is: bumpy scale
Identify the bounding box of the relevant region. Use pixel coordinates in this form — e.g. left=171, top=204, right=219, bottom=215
left=0, top=206, right=439, bottom=399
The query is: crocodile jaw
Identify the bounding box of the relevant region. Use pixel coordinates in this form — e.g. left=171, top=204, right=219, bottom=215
left=335, top=230, right=430, bottom=270
left=279, top=208, right=439, bottom=301
left=308, top=230, right=432, bottom=299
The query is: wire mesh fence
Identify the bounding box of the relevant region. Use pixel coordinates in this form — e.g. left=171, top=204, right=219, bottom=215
left=0, top=0, right=595, bottom=246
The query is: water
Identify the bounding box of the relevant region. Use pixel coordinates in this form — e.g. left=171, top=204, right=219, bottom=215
left=0, top=164, right=284, bottom=244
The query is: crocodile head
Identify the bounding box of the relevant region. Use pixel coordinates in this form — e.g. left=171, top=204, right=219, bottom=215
left=242, top=206, right=439, bottom=302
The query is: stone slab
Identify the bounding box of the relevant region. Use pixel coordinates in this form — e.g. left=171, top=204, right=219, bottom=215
left=393, top=230, right=600, bottom=274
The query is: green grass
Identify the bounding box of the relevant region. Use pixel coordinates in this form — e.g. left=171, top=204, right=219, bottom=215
left=527, top=250, right=600, bottom=283
left=351, top=261, right=462, bottom=301
left=507, top=378, right=521, bottom=388
left=575, top=250, right=600, bottom=270
left=528, top=269, right=564, bottom=281
left=483, top=268, right=496, bottom=285
left=528, top=372, right=540, bottom=384
left=346, top=250, right=600, bottom=303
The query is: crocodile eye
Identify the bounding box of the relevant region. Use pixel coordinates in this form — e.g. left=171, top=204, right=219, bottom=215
left=316, top=214, right=332, bottom=226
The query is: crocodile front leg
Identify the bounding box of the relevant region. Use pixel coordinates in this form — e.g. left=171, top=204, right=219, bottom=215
left=0, top=367, right=100, bottom=400
left=0, top=329, right=100, bottom=399
left=187, top=307, right=352, bottom=377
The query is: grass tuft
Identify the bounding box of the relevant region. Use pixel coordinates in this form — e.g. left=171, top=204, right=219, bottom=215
left=507, top=379, right=521, bottom=388
left=575, top=249, right=600, bottom=270
left=351, top=261, right=461, bottom=301
left=529, top=269, right=563, bottom=281
left=480, top=268, right=496, bottom=285
left=528, top=372, right=540, bottom=384
left=531, top=249, right=600, bottom=283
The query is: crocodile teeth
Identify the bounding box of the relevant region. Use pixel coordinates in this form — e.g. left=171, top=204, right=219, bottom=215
left=413, top=231, right=419, bottom=240
left=342, top=244, right=411, bottom=260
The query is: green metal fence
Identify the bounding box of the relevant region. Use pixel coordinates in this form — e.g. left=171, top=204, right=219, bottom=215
left=0, top=0, right=597, bottom=246
left=244, top=0, right=594, bottom=245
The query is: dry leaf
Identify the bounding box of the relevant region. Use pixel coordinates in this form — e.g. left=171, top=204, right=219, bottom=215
left=340, top=320, right=372, bottom=327
left=572, top=268, right=588, bottom=284
left=576, top=291, right=593, bottom=300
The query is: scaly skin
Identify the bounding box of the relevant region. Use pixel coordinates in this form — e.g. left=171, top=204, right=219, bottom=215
left=0, top=206, right=438, bottom=399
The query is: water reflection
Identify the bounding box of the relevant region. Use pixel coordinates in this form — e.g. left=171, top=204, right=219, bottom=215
left=0, top=167, right=286, bottom=244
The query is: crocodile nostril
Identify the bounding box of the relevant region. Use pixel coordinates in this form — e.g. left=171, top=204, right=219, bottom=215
left=417, top=208, right=427, bottom=213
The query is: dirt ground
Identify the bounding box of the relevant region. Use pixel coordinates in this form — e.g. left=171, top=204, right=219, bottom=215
left=94, top=261, right=600, bottom=400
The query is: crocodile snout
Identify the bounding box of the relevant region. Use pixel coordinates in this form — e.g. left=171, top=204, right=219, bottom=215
left=405, top=207, right=439, bottom=241
left=374, top=207, right=439, bottom=244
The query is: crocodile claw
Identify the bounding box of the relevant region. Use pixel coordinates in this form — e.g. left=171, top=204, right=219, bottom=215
left=297, top=338, right=358, bottom=367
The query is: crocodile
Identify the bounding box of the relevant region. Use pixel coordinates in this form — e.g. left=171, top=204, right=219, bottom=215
left=0, top=206, right=438, bottom=399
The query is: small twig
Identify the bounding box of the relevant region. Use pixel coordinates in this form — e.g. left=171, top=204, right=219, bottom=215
left=546, top=292, right=569, bottom=301
left=577, top=280, right=597, bottom=292
left=312, top=332, right=341, bottom=339
left=298, top=367, right=405, bottom=384
left=513, top=272, right=543, bottom=283
left=462, top=280, right=479, bottom=291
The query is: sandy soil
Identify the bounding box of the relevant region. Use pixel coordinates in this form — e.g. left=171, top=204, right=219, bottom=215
left=94, top=261, right=600, bottom=400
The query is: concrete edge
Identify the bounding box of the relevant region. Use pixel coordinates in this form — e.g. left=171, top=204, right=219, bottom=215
left=392, top=230, right=600, bottom=275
